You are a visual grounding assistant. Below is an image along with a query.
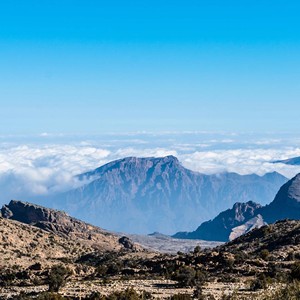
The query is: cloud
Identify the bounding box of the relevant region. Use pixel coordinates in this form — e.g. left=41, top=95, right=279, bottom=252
left=181, top=148, right=300, bottom=178
left=1, top=139, right=300, bottom=205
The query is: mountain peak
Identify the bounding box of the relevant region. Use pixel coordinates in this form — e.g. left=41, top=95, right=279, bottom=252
left=46, top=157, right=287, bottom=235
left=272, top=173, right=300, bottom=205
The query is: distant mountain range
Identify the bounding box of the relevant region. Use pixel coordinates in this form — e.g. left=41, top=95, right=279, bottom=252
left=174, top=173, right=300, bottom=241
left=39, top=155, right=287, bottom=234
left=273, top=156, right=300, bottom=165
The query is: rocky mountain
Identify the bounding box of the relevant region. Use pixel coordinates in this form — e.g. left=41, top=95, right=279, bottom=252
left=0, top=200, right=139, bottom=252
left=175, top=173, right=300, bottom=242
left=273, top=156, right=300, bottom=165
left=173, top=201, right=264, bottom=241
left=259, top=173, right=300, bottom=223
left=40, top=156, right=287, bottom=234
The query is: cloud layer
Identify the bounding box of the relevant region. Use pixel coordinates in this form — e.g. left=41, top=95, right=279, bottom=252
left=1, top=133, right=300, bottom=205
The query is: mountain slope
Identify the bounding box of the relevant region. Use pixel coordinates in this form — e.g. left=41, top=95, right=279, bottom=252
left=0, top=200, right=139, bottom=252
left=175, top=173, right=300, bottom=242
left=259, top=173, right=300, bottom=223
left=41, top=156, right=287, bottom=234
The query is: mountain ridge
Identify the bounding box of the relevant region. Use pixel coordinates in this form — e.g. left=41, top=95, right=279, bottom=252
left=40, top=156, right=288, bottom=234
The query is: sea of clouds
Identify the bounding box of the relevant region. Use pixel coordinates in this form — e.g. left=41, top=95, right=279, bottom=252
left=1, top=132, right=300, bottom=205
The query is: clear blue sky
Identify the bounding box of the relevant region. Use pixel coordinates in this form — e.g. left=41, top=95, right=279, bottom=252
left=0, top=1, right=300, bottom=134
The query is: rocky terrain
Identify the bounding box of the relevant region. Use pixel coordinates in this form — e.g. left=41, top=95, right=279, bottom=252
left=1, top=205, right=300, bottom=299
left=0, top=200, right=136, bottom=252
left=40, top=155, right=287, bottom=234
left=1, top=173, right=300, bottom=299
left=175, top=173, right=300, bottom=242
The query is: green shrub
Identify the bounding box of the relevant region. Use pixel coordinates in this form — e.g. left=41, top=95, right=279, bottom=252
left=36, top=292, right=68, bottom=300
left=172, top=266, right=196, bottom=287
left=261, top=281, right=300, bottom=300
left=250, top=273, right=268, bottom=291
left=260, top=249, right=270, bottom=261
left=47, top=265, right=72, bottom=292
left=290, top=261, right=300, bottom=280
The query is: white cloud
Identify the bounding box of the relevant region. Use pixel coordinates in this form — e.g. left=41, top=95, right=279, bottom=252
left=181, top=148, right=300, bottom=178
left=1, top=140, right=300, bottom=205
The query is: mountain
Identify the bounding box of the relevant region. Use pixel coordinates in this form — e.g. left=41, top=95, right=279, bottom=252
left=173, top=201, right=264, bottom=241
left=259, top=173, right=300, bottom=223
left=0, top=200, right=140, bottom=252
left=273, top=156, right=300, bottom=165
left=40, top=156, right=287, bottom=234
left=175, top=173, right=300, bottom=242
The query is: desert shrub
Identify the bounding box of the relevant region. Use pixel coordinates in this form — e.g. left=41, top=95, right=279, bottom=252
left=260, top=249, right=270, bottom=261
left=84, top=292, right=102, bottom=300
left=220, top=292, right=246, bottom=300
left=234, top=251, right=248, bottom=264
left=250, top=273, right=268, bottom=291
left=290, top=261, right=300, bottom=280
left=0, top=269, right=16, bottom=286
left=140, top=291, right=152, bottom=299
left=193, top=285, right=204, bottom=299
left=260, top=281, right=300, bottom=300
left=36, top=293, right=68, bottom=300
left=95, top=265, right=108, bottom=277
left=106, top=288, right=140, bottom=300
left=106, top=261, right=122, bottom=275
left=47, top=265, right=72, bottom=292
left=194, top=246, right=201, bottom=254
left=172, top=266, right=196, bottom=287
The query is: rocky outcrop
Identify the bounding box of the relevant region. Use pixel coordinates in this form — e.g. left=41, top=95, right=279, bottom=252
left=43, top=156, right=287, bottom=234
left=259, top=173, right=300, bottom=223
left=229, top=214, right=266, bottom=241
left=118, top=236, right=136, bottom=251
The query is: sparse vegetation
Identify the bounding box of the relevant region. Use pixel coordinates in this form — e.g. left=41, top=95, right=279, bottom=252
left=47, top=265, right=72, bottom=292
left=2, top=205, right=300, bottom=299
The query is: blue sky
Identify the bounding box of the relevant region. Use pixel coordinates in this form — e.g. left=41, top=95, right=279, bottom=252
left=1, top=1, right=300, bottom=134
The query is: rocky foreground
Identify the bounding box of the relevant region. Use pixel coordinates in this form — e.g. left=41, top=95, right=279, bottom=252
left=1, top=201, right=300, bottom=299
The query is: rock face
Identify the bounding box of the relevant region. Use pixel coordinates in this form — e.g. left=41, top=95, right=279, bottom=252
left=259, top=173, right=300, bottom=223
left=229, top=214, right=266, bottom=241
left=0, top=200, right=139, bottom=252
left=42, top=156, right=287, bottom=234
left=175, top=173, right=300, bottom=242
left=118, top=236, right=136, bottom=251
left=173, top=201, right=263, bottom=242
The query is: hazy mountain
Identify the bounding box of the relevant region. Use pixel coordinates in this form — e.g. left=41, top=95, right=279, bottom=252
left=175, top=173, right=300, bottom=242
left=273, top=156, right=300, bottom=165
left=40, top=156, right=287, bottom=234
